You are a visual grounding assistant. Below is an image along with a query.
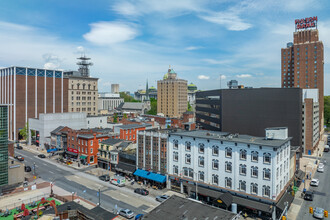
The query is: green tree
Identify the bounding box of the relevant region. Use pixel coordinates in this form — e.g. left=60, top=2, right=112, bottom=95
left=325, top=96, right=330, bottom=127
left=19, top=122, right=35, bottom=140
left=147, top=98, right=157, bottom=115
left=120, top=92, right=141, bottom=102
left=113, top=114, right=118, bottom=123
left=123, top=113, right=128, bottom=119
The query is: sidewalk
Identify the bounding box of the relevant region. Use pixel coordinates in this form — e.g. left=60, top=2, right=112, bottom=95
left=287, top=133, right=327, bottom=220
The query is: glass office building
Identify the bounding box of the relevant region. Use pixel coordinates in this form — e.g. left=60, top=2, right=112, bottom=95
left=0, top=105, right=8, bottom=186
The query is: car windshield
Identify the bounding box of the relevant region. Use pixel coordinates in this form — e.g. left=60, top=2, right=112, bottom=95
left=315, top=208, right=323, bottom=214
left=127, top=211, right=133, bottom=214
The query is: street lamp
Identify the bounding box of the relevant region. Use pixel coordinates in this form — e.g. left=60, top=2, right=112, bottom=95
left=72, top=192, right=74, bottom=201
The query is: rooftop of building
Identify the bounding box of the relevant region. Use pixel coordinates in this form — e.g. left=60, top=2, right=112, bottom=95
left=117, top=102, right=145, bottom=110
left=143, top=195, right=236, bottom=220
left=77, top=134, right=109, bottom=139
left=170, top=130, right=291, bottom=147
left=117, top=123, right=152, bottom=129
left=100, top=138, right=123, bottom=145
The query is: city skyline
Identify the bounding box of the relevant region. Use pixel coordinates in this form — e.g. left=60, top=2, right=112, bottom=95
left=0, top=0, right=329, bottom=94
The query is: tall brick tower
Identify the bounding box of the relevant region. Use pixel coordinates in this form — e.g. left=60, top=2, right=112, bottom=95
left=281, top=16, right=324, bottom=137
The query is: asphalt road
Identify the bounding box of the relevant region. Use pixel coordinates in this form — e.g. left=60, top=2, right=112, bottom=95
left=297, top=151, right=330, bottom=219
left=15, top=149, right=158, bottom=216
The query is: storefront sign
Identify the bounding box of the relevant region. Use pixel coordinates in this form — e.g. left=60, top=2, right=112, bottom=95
left=67, top=147, right=79, bottom=154
left=295, top=16, right=317, bottom=30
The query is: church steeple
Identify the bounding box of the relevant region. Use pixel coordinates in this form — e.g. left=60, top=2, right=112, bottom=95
left=146, top=79, right=149, bottom=100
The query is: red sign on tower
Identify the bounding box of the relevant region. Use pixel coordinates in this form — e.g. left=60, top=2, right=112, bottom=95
left=295, top=16, right=317, bottom=30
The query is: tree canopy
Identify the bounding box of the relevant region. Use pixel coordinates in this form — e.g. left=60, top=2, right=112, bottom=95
left=325, top=96, right=330, bottom=128
left=120, top=92, right=141, bottom=102
left=147, top=98, right=157, bottom=115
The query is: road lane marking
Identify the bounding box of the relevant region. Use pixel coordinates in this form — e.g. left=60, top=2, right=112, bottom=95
left=120, top=193, right=129, bottom=198
left=49, top=171, right=54, bottom=174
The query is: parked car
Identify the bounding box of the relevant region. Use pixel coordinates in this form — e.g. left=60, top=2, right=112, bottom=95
left=156, top=194, right=170, bottom=202
left=24, top=166, right=32, bottom=172
left=313, top=207, right=325, bottom=219
left=310, top=179, right=319, bottom=187
left=317, top=163, right=325, bottom=172
left=38, top=154, right=46, bottom=158
left=99, top=175, right=110, bottom=182
left=324, top=145, right=329, bottom=152
left=15, top=156, right=24, bottom=161
left=118, top=209, right=134, bottom=219
left=134, top=188, right=149, bottom=196
left=16, top=145, right=23, bottom=150
left=135, top=214, right=144, bottom=220
left=304, top=191, right=314, bottom=201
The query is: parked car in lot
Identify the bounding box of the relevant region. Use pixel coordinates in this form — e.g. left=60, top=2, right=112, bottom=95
left=99, top=175, right=110, bottom=182
left=310, top=179, right=319, bottom=187
left=317, top=163, right=325, bottom=172
left=38, top=154, right=46, bottom=158
left=313, top=207, right=324, bottom=219
left=24, top=166, right=32, bottom=172
left=324, top=145, right=329, bottom=152
left=156, top=194, right=170, bottom=202
left=118, top=209, right=134, bottom=219
left=14, top=156, right=24, bottom=161
left=304, top=191, right=314, bottom=201
left=134, top=188, right=149, bottom=196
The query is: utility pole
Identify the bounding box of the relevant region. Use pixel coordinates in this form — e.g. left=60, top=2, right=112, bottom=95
left=98, top=188, right=101, bottom=206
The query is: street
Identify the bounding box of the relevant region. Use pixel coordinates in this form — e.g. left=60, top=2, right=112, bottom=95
left=15, top=149, right=159, bottom=215
left=296, top=151, right=330, bottom=219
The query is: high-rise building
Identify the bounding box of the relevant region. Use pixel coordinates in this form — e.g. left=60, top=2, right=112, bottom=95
left=0, top=105, right=8, bottom=187
left=0, top=67, right=68, bottom=140
left=64, top=56, right=99, bottom=116
left=111, top=84, right=119, bottom=94
left=157, top=68, right=187, bottom=118
left=281, top=16, right=324, bottom=135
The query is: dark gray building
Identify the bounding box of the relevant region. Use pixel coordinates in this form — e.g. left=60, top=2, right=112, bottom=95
left=196, top=88, right=302, bottom=147
left=0, top=105, right=8, bottom=187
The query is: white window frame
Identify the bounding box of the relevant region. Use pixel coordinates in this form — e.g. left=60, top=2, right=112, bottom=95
left=198, top=171, right=204, bottom=182
left=173, top=140, right=178, bottom=150
left=263, top=185, right=270, bottom=197
left=225, top=177, right=232, bottom=188
left=239, top=164, right=247, bottom=176
left=239, top=180, right=246, bottom=192
left=263, top=153, right=271, bottom=164
left=263, top=168, right=271, bottom=180
left=173, top=152, right=178, bottom=162
left=225, top=147, right=232, bottom=158
left=251, top=183, right=258, bottom=195
left=225, top=161, right=232, bottom=173
left=185, top=141, right=191, bottom=152
left=212, top=145, right=219, bottom=156
left=251, top=166, right=258, bottom=178
left=199, top=156, right=204, bottom=167
left=185, top=154, right=191, bottom=164
left=212, top=174, right=219, bottom=185
left=251, top=151, right=258, bottom=162
left=212, top=159, right=219, bottom=170
left=240, top=149, right=247, bottom=160
left=199, top=143, right=205, bottom=154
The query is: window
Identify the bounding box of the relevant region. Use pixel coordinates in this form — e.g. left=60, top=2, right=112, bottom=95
left=173, top=140, right=178, bottom=150
left=239, top=180, right=246, bottom=192
left=212, top=145, right=219, bottom=156
left=225, top=161, right=232, bottom=173
left=225, top=177, right=232, bottom=188
left=91, top=140, right=93, bottom=145
left=199, top=171, right=204, bottom=182
left=251, top=183, right=258, bottom=195
left=185, top=141, right=191, bottom=151
left=199, top=156, right=204, bottom=167
left=225, top=147, right=232, bottom=158
left=240, top=149, right=247, bottom=160
left=185, top=154, right=191, bottom=164
left=90, top=148, right=93, bottom=153
left=251, top=151, right=258, bottom=162
left=263, top=168, right=271, bottom=180
left=173, top=152, right=178, bottom=161
left=183, top=167, right=189, bottom=176
left=239, top=164, right=247, bottom=175
left=199, top=143, right=204, bottom=154
left=276, top=168, right=279, bottom=179
left=263, top=153, right=271, bottom=164
left=251, top=166, right=258, bottom=178
left=212, top=174, right=219, bottom=185
left=212, top=159, right=219, bottom=170
left=263, top=186, right=270, bottom=197
left=85, top=148, right=87, bottom=154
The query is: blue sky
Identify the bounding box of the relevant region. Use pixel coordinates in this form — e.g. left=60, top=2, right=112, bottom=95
left=0, top=0, right=329, bottom=94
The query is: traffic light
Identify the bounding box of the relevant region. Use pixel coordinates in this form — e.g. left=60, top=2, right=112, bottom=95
left=282, top=216, right=286, bottom=220
left=324, top=210, right=328, bottom=218
left=309, top=207, right=313, bottom=214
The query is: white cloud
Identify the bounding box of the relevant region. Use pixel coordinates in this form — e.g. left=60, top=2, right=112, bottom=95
left=185, top=46, right=203, bottom=51
left=236, top=74, right=252, bottom=78
left=198, top=75, right=210, bottom=80
left=199, top=12, right=252, bottom=31
left=202, top=58, right=233, bottom=65
left=77, top=46, right=85, bottom=53
left=220, top=75, right=226, bottom=80
left=83, top=21, right=139, bottom=46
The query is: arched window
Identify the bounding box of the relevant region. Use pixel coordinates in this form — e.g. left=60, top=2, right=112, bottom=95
left=212, top=145, right=219, bottom=156
left=262, top=185, right=270, bottom=197
left=185, top=154, right=191, bottom=164
left=185, top=141, right=191, bottom=151
left=225, top=177, right=232, bottom=188
left=225, top=161, right=232, bottom=173
left=251, top=151, right=259, bottom=162
left=263, top=168, right=271, bottom=180
left=198, top=156, right=204, bottom=167
left=240, top=149, right=247, bottom=160
left=239, top=164, right=246, bottom=175
left=263, top=153, right=271, bottom=164
left=239, top=180, right=246, bottom=191
left=173, top=152, right=178, bottom=161
left=199, top=143, right=204, bottom=154
left=251, top=166, right=258, bottom=178
left=212, top=159, right=219, bottom=170
left=83, top=84, right=86, bottom=90
left=198, top=171, right=204, bottom=182
left=212, top=174, right=219, bottom=185
left=225, top=147, right=232, bottom=158
left=173, top=140, right=178, bottom=150
left=251, top=183, right=258, bottom=195
left=173, top=165, right=178, bottom=175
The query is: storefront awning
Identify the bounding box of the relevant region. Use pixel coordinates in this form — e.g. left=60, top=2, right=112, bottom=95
left=65, top=151, right=78, bottom=156
left=276, top=192, right=294, bottom=212
left=294, top=169, right=305, bottom=180
left=133, top=169, right=166, bottom=183
left=47, top=148, right=58, bottom=153
left=80, top=155, right=87, bottom=159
